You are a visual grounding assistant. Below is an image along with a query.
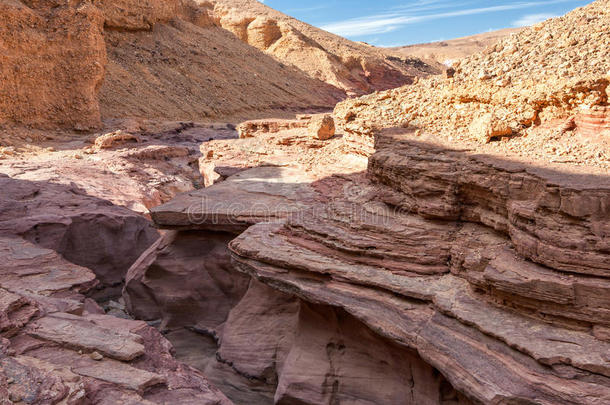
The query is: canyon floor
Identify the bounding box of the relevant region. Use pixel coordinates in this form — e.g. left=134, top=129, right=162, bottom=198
left=1, top=0, right=609, bottom=404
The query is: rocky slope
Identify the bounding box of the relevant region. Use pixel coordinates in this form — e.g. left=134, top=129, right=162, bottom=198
left=334, top=0, right=609, bottom=168
left=98, top=0, right=346, bottom=123
left=210, top=0, right=438, bottom=96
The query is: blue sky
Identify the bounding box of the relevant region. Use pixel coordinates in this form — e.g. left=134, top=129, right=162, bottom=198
left=262, top=0, right=592, bottom=46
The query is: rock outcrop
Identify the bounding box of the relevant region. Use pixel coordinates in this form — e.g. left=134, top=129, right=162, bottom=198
left=224, top=133, right=610, bottom=404
left=124, top=230, right=249, bottom=330
left=0, top=240, right=231, bottom=404
left=0, top=193, right=230, bottom=403
left=0, top=175, right=159, bottom=292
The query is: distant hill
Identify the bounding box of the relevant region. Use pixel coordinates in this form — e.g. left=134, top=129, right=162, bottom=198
left=392, top=28, right=523, bottom=68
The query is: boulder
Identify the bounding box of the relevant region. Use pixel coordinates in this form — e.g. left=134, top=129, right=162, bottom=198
left=236, top=118, right=308, bottom=138
left=308, top=114, right=336, bottom=140
left=468, top=112, right=512, bottom=143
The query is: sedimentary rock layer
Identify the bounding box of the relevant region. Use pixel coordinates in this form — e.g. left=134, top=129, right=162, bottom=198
left=0, top=172, right=231, bottom=403
left=142, top=121, right=610, bottom=403
left=124, top=230, right=249, bottom=330
left=369, top=133, right=610, bottom=278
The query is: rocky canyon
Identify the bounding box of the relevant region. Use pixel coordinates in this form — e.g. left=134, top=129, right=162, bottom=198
left=0, top=0, right=608, bottom=404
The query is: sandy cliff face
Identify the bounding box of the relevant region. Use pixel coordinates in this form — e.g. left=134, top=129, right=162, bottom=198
left=0, top=0, right=107, bottom=130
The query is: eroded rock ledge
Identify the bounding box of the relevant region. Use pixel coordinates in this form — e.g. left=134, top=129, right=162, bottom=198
left=227, top=138, right=610, bottom=403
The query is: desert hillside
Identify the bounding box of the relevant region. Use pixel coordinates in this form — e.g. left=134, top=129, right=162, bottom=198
left=99, top=7, right=344, bottom=123
left=0, top=0, right=438, bottom=131
left=210, top=0, right=439, bottom=96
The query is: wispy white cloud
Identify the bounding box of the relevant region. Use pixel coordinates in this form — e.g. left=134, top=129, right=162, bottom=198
left=320, top=0, right=576, bottom=37
left=512, top=12, right=558, bottom=26
left=286, top=4, right=332, bottom=14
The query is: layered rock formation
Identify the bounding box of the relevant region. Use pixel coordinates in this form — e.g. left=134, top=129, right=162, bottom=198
left=0, top=121, right=237, bottom=214
left=0, top=175, right=159, bottom=291
left=122, top=104, right=609, bottom=403
left=122, top=4, right=610, bottom=401
left=141, top=127, right=610, bottom=404
left=228, top=138, right=610, bottom=403
left=3, top=1, right=608, bottom=404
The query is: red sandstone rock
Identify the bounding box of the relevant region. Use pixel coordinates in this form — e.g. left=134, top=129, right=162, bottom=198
left=0, top=121, right=230, bottom=214
left=145, top=114, right=610, bottom=403
left=0, top=235, right=232, bottom=404
left=150, top=166, right=318, bottom=231
left=0, top=175, right=159, bottom=289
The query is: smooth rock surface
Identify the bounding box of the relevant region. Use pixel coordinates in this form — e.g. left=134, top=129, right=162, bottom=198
left=124, top=230, right=249, bottom=330
left=0, top=175, right=159, bottom=288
